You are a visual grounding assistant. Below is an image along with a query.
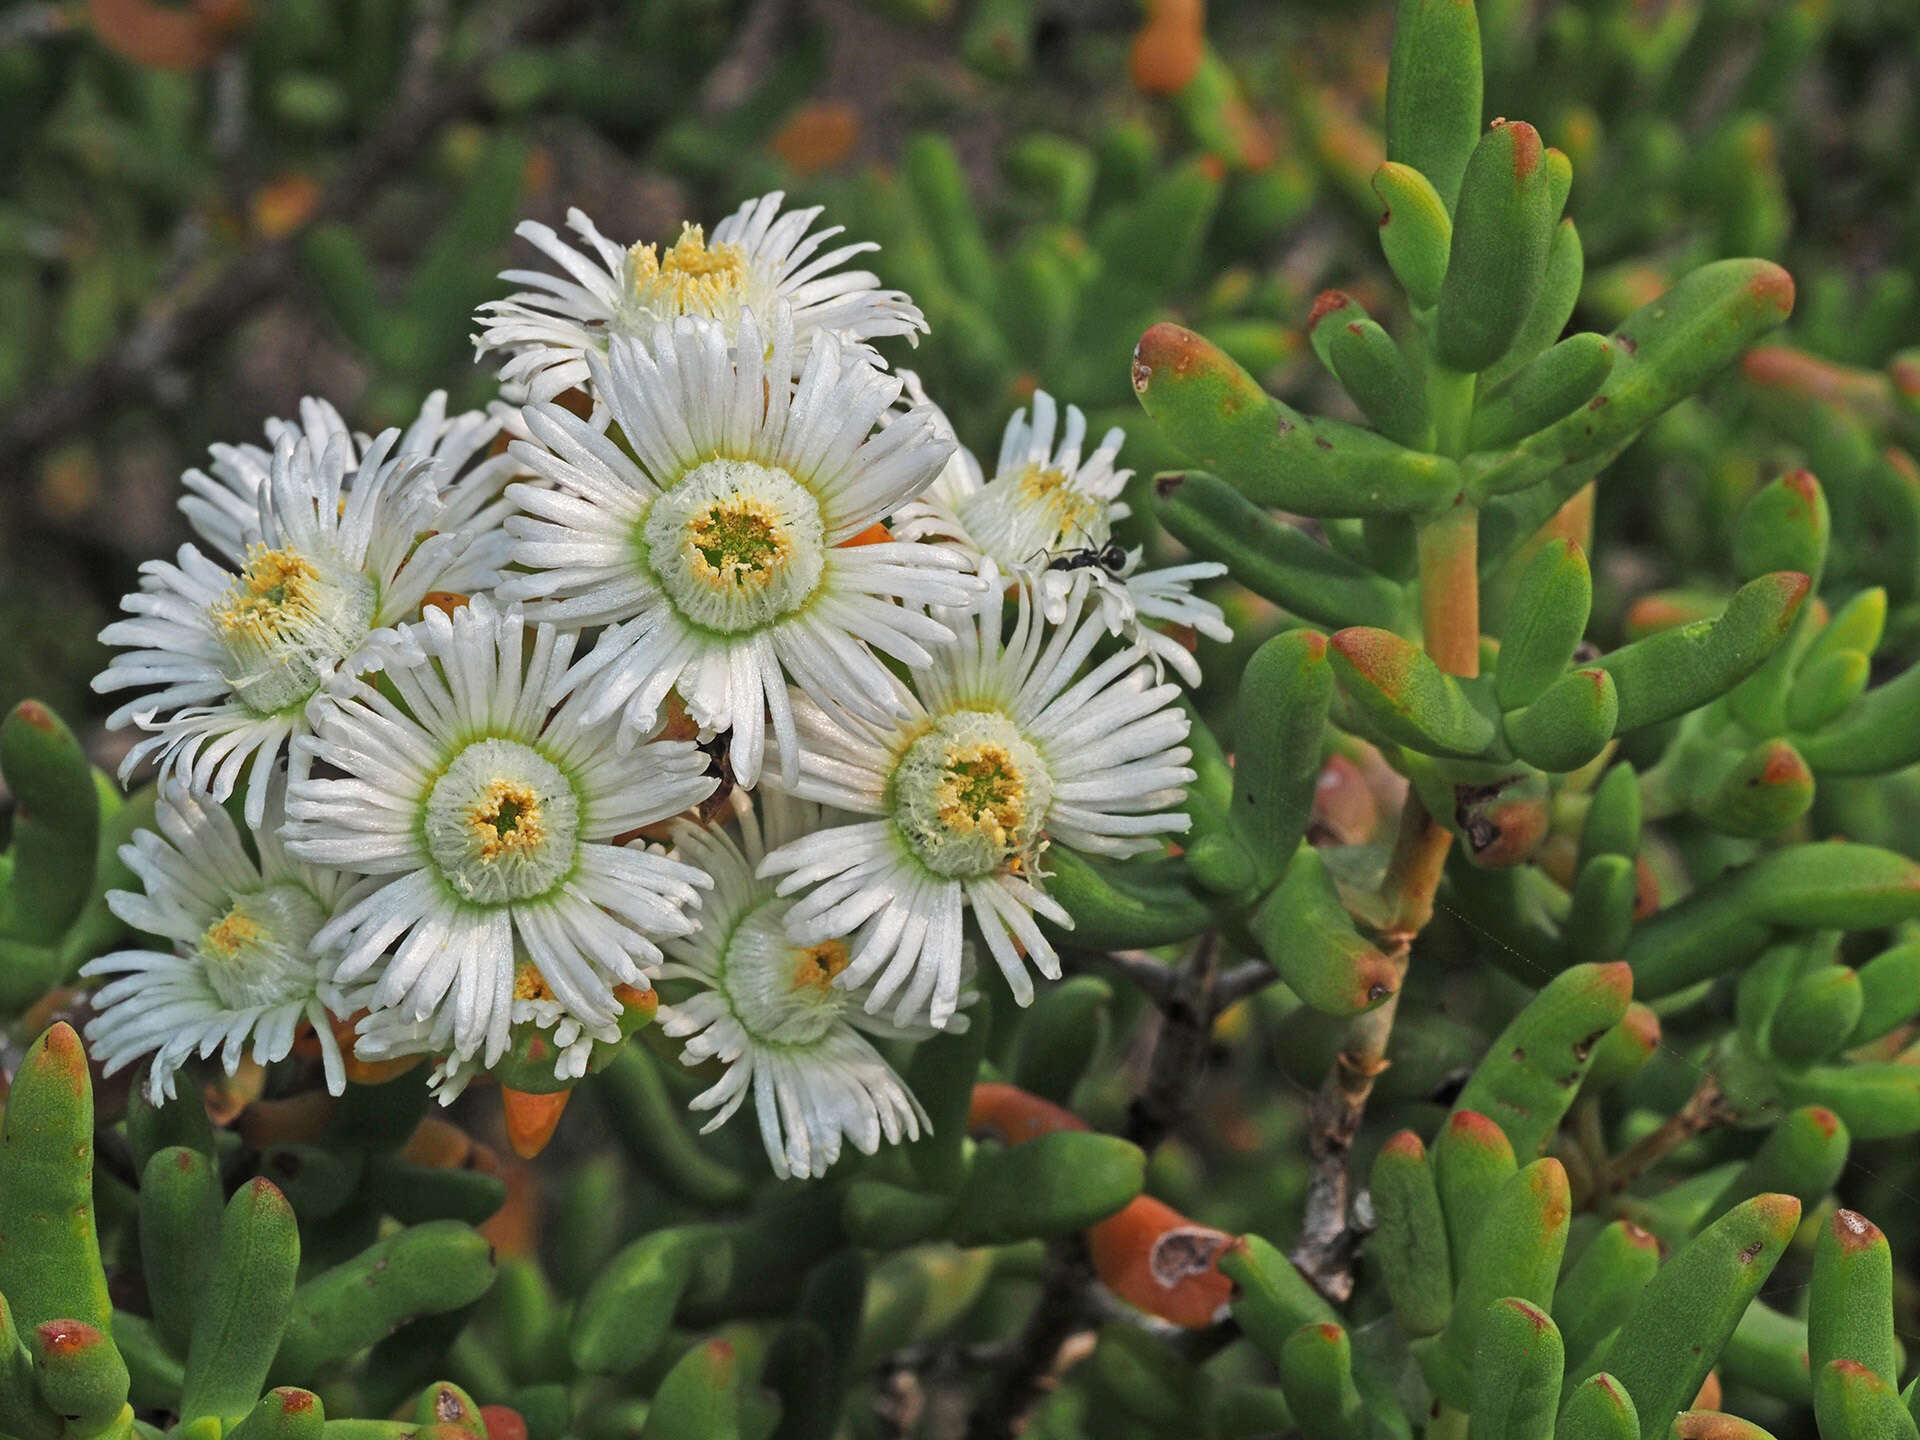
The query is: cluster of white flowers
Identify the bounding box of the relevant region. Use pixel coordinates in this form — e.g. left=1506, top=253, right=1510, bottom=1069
left=83, top=193, right=1228, bottom=1179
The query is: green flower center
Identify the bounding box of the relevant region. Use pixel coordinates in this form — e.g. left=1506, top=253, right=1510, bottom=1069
left=644, top=458, right=825, bottom=634
left=891, top=710, right=1053, bottom=879
left=424, top=739, right=580, bottom=904
left=195, top=883, right=326, bottom=1011
left=722, top=897, right=853, bottom=1047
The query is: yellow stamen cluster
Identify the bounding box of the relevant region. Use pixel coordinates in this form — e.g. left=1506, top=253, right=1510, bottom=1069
left=936, top=742, right=1029, bottom=852
left=791, top=938, right=852, bottom=994
left=1016, top=463, right=1101, bottom=542
left=212, top=546, right=322, bottom=641
left=689, top=499, right=789, bottom=589
left=201, top=907, right=266, bottom=960
left=630, top=224, right=749, bottom=315
left=467, top=780, right=547, bottom=862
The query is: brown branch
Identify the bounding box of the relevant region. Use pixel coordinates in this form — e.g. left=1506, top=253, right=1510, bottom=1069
left=1289, top=488, right=1477, bottom=1303
left=1123, top=931, right=1220, bottom=1151
left=1216, top=957, right=1277, bottom=1008
left=1600, top=1072, right=1729, bottom=1195
left=962, top=1237, right=1096, bottom=1440
left=1287, top=791, right=1447, bottom=1303
left=1097, top=948, right=1177, bottom=1008
left=0, top=0, right=596, bottom=471
left=965, top=932, right=1221, bottom=1440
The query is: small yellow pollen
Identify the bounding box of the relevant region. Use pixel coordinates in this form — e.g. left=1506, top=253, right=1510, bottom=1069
left=212, top=546, right=321, bottom=640
left=513, top=961, right=555, bottom=1003
left=792, top=939, right=852, bottom=993
left=201, top=908, right=265, bottom=959
left=467, top=780, right=546, bottom=861
left=630, top=224, right=749, bottom=314
left=688, top=498, right=789, bottom=589
left=1015, top=463, right=1101, bottom=540
left=936, top=742, right=1029, bottom=851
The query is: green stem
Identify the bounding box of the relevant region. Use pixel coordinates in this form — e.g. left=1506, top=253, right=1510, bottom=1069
left=1428, top=364, right=1478, bottom=459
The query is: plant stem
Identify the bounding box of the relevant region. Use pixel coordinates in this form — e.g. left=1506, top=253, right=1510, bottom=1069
left=1417, top=495, right=1482, bottom=678
left=1123, top=931, right=1221, bottom=1151
left=961, top=1237, right=1094, bottom=1440
left=1293, top=476, right=1481, bottom=1301
left=1601, top=1072, right=1729, bottom=1195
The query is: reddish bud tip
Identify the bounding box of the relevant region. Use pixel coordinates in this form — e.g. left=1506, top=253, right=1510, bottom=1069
left=1747, top=1192, right=1803, bottom=1235
left=1782, top=468, right=1822, bottom=504
left=1329, top=626, right=1416, bottom=689
left=1499, top=1297, right=1553, bottom=1331
left=1593, top=961, right=1634, bottom=1001
left=1508, top=121, right=1542, bottom=180
left=1831, top=1208, right=1885, bottom=1251
left=1308, top=289, right=1353, bottom=329
left=1749, top=262, right=1796, bottom=316
left=1134, top=322, right=1206, bottom=383
left=244, top=1175, right=294, bottom=1215
left=11, top=700, right=56, bottom=732
left=1355, top=951, right=1400, bottom=1008
left=30, top=1023, right=89, bottom=1093
left=1381, top=1130, right=1426, bottom=1162
left=36, top=1320, right=102, bottom=1355
left=1752, top=741, right=1810, bottom=787
left=1620, top=1006, right=1661, bottom=1055
left=1446, top=1109, right=1507, bottom=1145
left=480, top=1407, right=527, bottom=1440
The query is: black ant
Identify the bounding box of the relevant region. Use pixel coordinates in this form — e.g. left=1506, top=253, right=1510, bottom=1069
left=1039, top=539, right=1130, bottom=576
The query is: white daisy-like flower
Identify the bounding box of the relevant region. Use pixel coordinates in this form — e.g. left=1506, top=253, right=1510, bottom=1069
left=474, top=192, right=927, bottom=402
left=659, top=790, right=948, bottom=1180
left=94, top=424, right=511, bottom=829
left=891, top=387, right=1232, bottom=686
left=758, top=566, right=1196, bottom=1030
left=178, top=391, right=523, bottom=568
left=82, top=774, right=351, bottom=1104
left=282, top=595, right=717, bottom=1073
left=501, top=306, right=979, bottom=789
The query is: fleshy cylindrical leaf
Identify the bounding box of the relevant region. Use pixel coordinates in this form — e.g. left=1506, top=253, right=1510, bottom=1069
left=1435, top=122, right=1556, bottom=372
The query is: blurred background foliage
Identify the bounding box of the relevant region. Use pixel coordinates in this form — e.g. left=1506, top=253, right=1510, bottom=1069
left=6, top=0, right=1920, bottom=741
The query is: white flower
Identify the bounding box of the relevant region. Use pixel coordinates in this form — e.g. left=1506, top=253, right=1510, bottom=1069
left=179, top=391, right=522, bottom=568
left=501, top=306, right=978, bottom=788
left=82, top=775, right=351, bottom=1104
left=474, top=192, right=927, bottom=401
left=758, top=568, right=1195, bottom=1030
left=891, top=387, right=1232, bottom=685
left=93, top=424, right=510, bottom=829
left=658, top=790, right=946, bottom=1179
left=282, top=595, right=717, bottom=1074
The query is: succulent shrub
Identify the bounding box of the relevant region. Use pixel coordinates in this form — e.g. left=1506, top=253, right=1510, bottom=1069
left=6, top=2, right=1920, bottom=1440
